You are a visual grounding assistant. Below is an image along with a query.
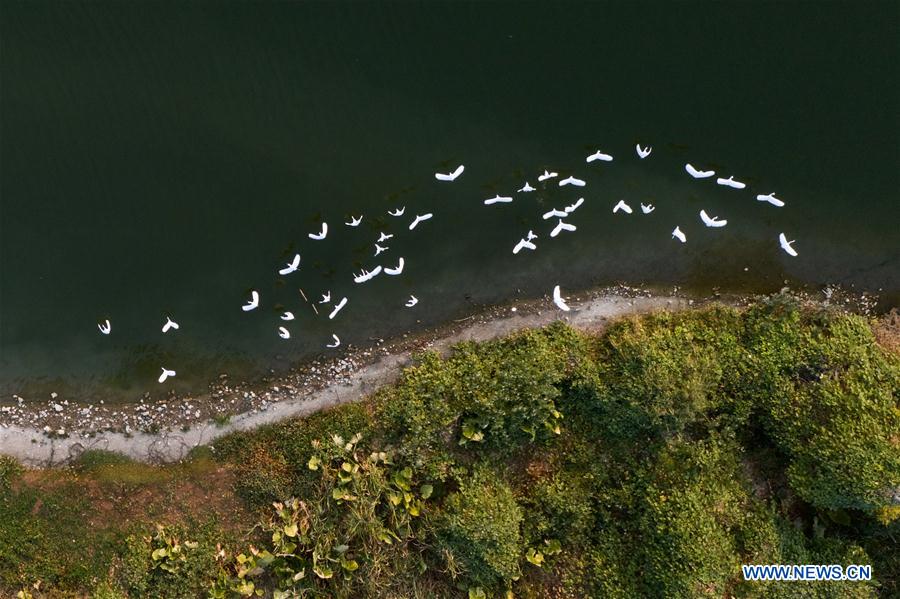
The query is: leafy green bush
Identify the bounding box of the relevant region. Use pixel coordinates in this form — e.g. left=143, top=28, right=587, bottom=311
left=70, top=449, right=135, bottom=472
left=0, top=455, right=22, bottom=493
left=434, top=464, right=524, bottom=589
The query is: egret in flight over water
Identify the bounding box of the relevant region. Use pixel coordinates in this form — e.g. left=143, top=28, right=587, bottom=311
left=559, top=176, right=586, bottom=187
left=550, top=220, right=577, bottom=237
left=384, top=257, right=405, bottom=275
left=756, top=192, right=785, bottom=207
left=779, top=233, right=798, bottom=257
left=700, top=209, right=728, bottom=228
left=716, top=176, right=746, bottom=189
left=319, top=291, right=331, bottom=304
left=409, top=213, right=433, bottom=230
left=354, top=266, right=382, bottom=283
left=345, top=216, right=363, bottom=227
left=158, top=368, right=176, bottom=383
left=484, top=195, right=513, bottom=205
left=388, top=207, right=405, bottom=217
left=613, top=200, right=633, bottom=214
left=565, top=198, right=584, bottom=213
left=518, top=182, right=535, bottom=192
left=635, top=144, right=652, bottom=159
left=538, top=170, right=558, bottom=182
left=435, top=164, right=465, bottom=182
left=405, top=295, right=419, bottom=307
left=543, top=208, right=568, bottom=220
left=374, top=244, right=389, bottom=256
left=278, top=327, right=290, bottom=339
left=281, top=311, right=295, bottom=321
left=672, top=226, right=687, bottom=243
left=98, top=320, right=111, bottom=335
left=162, top=316, right=180, bottom=333
left=513, top=238, right=537, bottom=254
left=586, top=150, right=613, bottom=163
left=279, top=253, right=301, bottom=276
left=309, top=223, right=328, bottom=240
left=326, top=334, right=341, bottom=348
left=640, top=203, right=655, bottom=214
left=377, top=232, right=393, bottom=242
left=242, top=290, right=260, bottom=312
left=329, top=297, right=348, bottom=319
left=552, top=285, right=571, bottom=311
left=685, top=163, right=715, bottom=178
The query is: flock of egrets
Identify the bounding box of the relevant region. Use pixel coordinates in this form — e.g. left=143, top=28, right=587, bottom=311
left=97, top=143, right=799, bottom=384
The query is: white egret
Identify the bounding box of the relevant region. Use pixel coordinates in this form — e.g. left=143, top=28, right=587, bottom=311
left=281, top=311, right=295, bottom=321
left=700, top=209, right=728, bottom=227
left=405, top=295, right=419, bottom=307
left=409, top=213, right=433, bottom=230
left=278, top=327, right=291, bottom=339
left=613, top=200, right=633, bottom=214
left=550, top=220, right=577, bottom=237
left=158, top=368, right=176, bottom=383
left=377, top=232, right=393, bottom=242
left=242, top=290, right=260, bottom=312
left=672, top=226, right=686, bottom=243
left=526, top=230, right=538, bottom=241
left=685, top=163, right=715, bottom=178
left=308, top=223, right=328, bottom=240
left=565, top=198, right=584, bottom=213
left=716, top=176, right=746, bottom=189
left=552, top=285, right=571, bottom=311
left=779, top=233, right=798, bottom=257
left=559, top=176, right=586, bottom=187
left=435, top=164, right=465, bottom=181
left=278, top=253, right=301, bottom=275
left=161, top=316, right=180, bottom=333
left=484, top=195, right=513, bottom=205
left=518, top=182, right=535, bottom=192
left=319, top=291, right=331, bottom=303
left=354, top=265, right=382, bottom=283
left=756, top=192, right=785, bottom=207
left=374, top=244, right=389, bottom=256
left=98, top=319, right=111, bottom=335
left=384, top=257, right=405, bottom=275
left=636, top=144, right=652, bottom=159
left=329, top=297, right=348, bottom=319
left=513, top=238, right=537, bottom=254
left=326, top=334, right=341, bottom=348
left=640, top=203, right=655, bottom=214
left=345, top=215, right=363, bottom=227
left=542, top=208, right=568, bottom=220
left=538, top=170, right=558, bottom=182
left=388, top=207, right=405, bottom=217
left=586, top=150, right=613, bottom=163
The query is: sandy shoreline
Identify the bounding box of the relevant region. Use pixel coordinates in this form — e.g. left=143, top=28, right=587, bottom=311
left=0, top=284, right=882, bottom=467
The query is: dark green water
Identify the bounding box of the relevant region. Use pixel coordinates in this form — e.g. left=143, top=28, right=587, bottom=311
left=1, top=1, right=898, bottom=403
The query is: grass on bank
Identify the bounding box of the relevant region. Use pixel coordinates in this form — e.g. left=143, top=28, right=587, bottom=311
left=1, top=295, right=898, bottom=598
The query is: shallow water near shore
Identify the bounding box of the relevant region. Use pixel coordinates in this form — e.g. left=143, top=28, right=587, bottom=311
left=1, top=1, right=898, bottom=405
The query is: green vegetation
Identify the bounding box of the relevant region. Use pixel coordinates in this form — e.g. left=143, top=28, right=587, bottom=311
left=1, top=296, right=898, bottom=597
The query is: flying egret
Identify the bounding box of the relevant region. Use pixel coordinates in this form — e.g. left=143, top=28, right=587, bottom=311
left=374, top=243, right=389, bottom=256
left=319, top=291, right=331, bottom=303
left=586, top=150, right=613, bottom=163
left=538, top=170, right=558, bottom=182
left=613, top=200, right=633, bottom=214
left=345, top=215, right=363, bottom=227
left=158, top=368, right=176, bottom=383
left=518, top=182, right=535, bottom=192
left=98, top=319, right=111, bottom=335
left=281, top=311, right=295, bottom=321
left=326, top=334, right=341, bottom=348
left=435, top=164, right=465, bottom=181
left=354, top=265, right=383, bottom=283
left=377, top=232, right=393, bottom=242
left=278, top=253, right=301, bottom=275
left=672, top=226, right=686, bottom=243
left=636, top=144, right=652, bottom=159
left=685, top=163, right=715, bottom=178
left=329, top=297, right=348, bottom=319
left=526, top=230, right=538, bottom=241
left=542, top=208, right=568, bottom=220
left=513, top=238, right=537, bottom=254
left=640, top=203, right=655, bottom=214
left=308, top=223, right=328, bottom=240
left=778, top=233, right=798, bottom=257
left=565, top=198, right=584, bottom=213
left=552, top=285, right=571, bottom=311
left=716, top=176, right=746, bottom=189
left=405, top=295, right=418, bottom=307
left=242, top=290, right=260, bottom=312
left=559, top=176, right=586, bottom=187
left=756, top=192, right=785, bottom=207
left=384, top=257, right=405, bottom=275
left=484, top=195, right=513, bottom=205
left=550, top=220, right=577, bottom=237
left=388, top=207, right=405, bottom=217
left=278, top=327, right=291, bottom=339
left=700, top=209, right=728, bottom=228
left=409, top=213, right=433, bottom=230
left=161, top=316, right=180, bottom=333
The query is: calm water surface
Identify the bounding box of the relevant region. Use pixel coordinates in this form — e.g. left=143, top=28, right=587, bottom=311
left=1, top=1, right=898, bottom=403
